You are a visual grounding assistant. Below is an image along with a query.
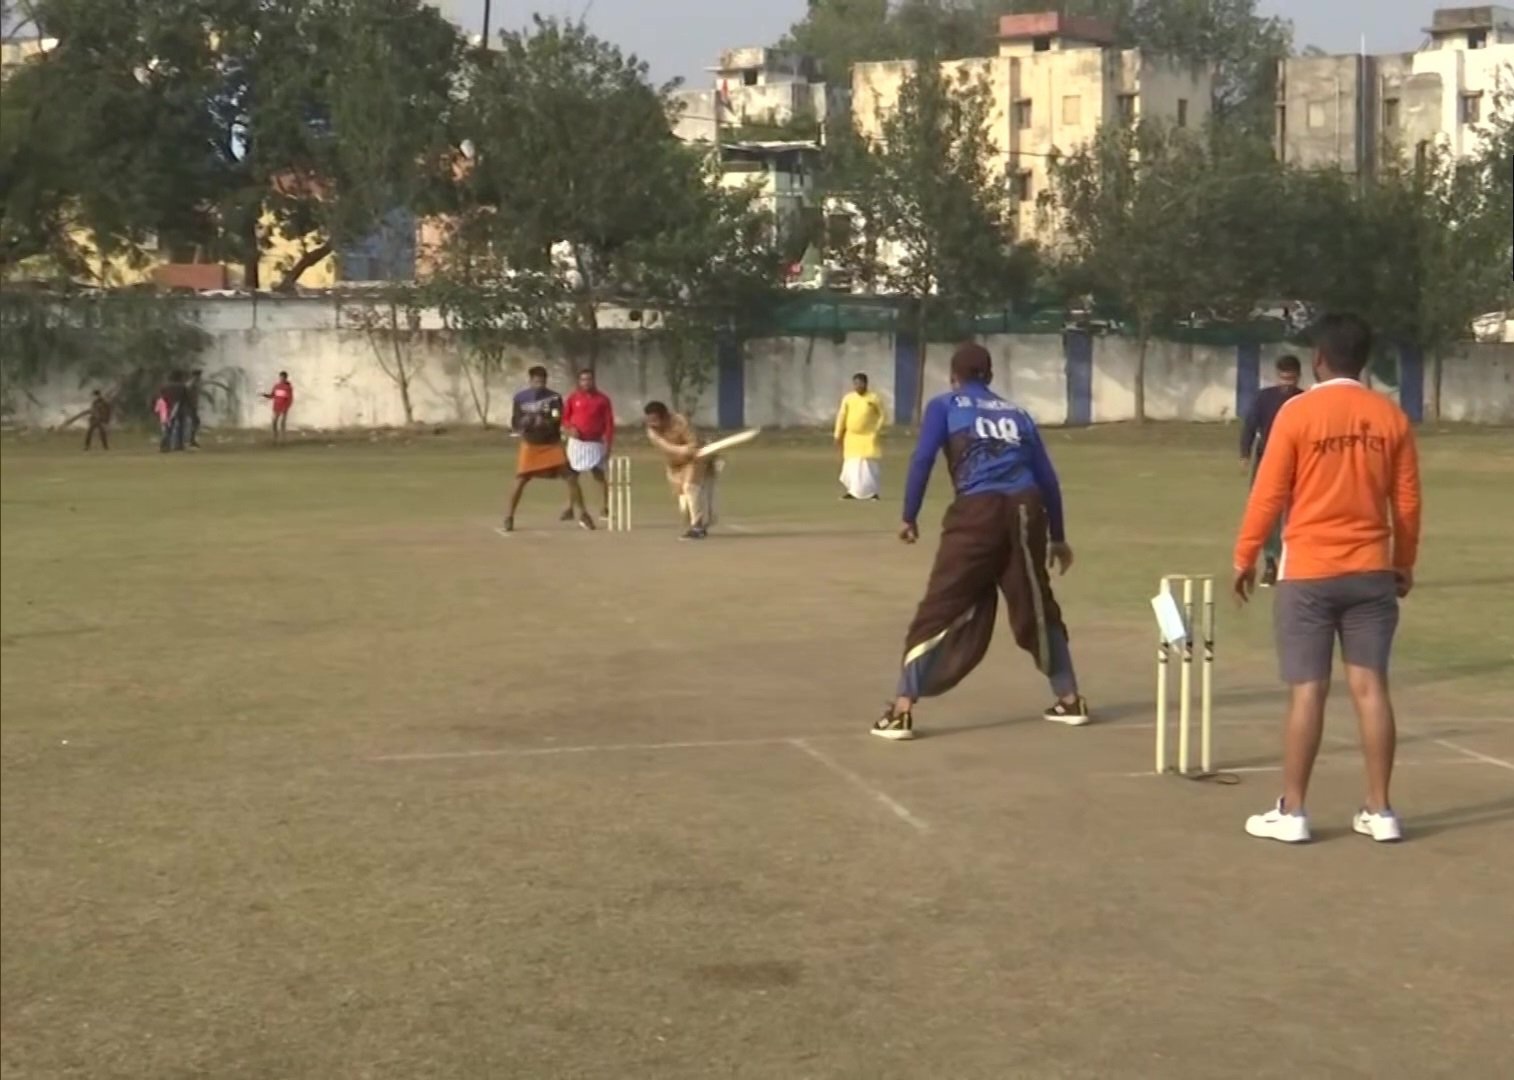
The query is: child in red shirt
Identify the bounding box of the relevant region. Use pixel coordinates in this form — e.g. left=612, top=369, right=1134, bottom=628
left=262, top=371, right=294, bottom=442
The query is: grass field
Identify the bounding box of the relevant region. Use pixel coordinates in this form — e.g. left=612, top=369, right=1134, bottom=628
left=3, top=423, right=1512, bottom=1079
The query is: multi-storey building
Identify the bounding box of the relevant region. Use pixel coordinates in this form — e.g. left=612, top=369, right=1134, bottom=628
left=852, top=12, right=1212, bottom=244
left=1276, top=5, right=1514, bottom=178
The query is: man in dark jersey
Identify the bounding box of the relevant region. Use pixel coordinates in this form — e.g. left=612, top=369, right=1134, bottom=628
left=503, top=366, right=592, bottom=533
left=1240, top=354, right=1305, bottom=586
left=872, top=343, right=1088, bottom=741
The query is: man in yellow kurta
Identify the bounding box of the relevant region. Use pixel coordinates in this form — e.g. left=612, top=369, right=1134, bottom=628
left=834, top=372, right=885, bottom=500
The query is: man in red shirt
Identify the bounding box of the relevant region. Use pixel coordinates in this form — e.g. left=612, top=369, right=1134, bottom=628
left=262, top=371, right=294, bottom=443
left=560, top=368, right=616, bottom=521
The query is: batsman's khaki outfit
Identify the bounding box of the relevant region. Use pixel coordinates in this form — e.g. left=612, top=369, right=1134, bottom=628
left=648, top=413, right=718, bottom=528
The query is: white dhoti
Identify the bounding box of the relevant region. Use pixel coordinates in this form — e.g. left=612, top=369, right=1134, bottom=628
left=839, top=457, right=882, bottom=499
left=566, top=438, right=607, bottom=472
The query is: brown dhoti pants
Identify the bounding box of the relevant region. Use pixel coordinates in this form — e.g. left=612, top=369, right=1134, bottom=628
left=897, top=492, right=1073, bottom=702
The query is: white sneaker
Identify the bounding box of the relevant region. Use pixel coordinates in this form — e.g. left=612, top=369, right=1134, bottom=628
left=1352, top=808, right=1404, bottom=843
left=1245, top=798, right=1312, bottom=844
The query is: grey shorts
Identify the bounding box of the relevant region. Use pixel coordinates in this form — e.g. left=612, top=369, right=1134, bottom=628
left=1273, top=572, right=1400, bottom=684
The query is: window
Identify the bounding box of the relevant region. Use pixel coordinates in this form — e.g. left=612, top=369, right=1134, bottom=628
left=1468, top=30, right=1488, bottom=49
left=1176, top=99, right=1189, bottom=127
left=1117, top=93, right=1136, bottom=125
left=1032, top=35, right=1052, bottom=53
left=1013, top=98, right=1033, bottom=128
left=1462, top=92, right=1483, bottom=125
left=1383, top=97, right=1400, bottom=129
left=1307, top=101, right=1327, bottom=129
left=741, top=69, right=758, bottom=87
left=1415, top=140, right=1430, bottom=171
left=1061, top=94, right=1081, bottom=125
left=1012, top=170, right=1034, bottom=203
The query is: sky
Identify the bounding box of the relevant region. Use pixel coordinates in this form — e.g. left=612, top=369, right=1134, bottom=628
left=432, top=1, right=1437, bottom=88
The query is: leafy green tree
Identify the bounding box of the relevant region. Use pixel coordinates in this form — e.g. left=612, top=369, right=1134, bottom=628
left=1047, top=121, right=1215, bottom=421
left=458, top=18, right=705, bottom=370
left=0, top=288, right=213, bottom=421
left=630, top=179, right=788, bottom=414
left=6, top=0, right=462, bottom=288
left=829, top=58, right=1024, bottom=421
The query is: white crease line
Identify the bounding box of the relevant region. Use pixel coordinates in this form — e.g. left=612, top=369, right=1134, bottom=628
left=369, top=736, right=796, bottom=763
left=1430, top=738, right=1514, bottom=772
left=788, top=738, right=930, bottom=833
left=1101, top=758, right=1493, bottom=779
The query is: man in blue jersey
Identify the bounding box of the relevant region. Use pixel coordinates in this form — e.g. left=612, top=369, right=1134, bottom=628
left=872, top=343, right=1089, bottom=741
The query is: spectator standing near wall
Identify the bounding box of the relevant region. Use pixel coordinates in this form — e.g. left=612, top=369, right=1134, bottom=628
left=81, top=390, right=112, bottom=451
left=157, top=371, right=188, bottom=452
left=263, top=371, right=294, bottom=443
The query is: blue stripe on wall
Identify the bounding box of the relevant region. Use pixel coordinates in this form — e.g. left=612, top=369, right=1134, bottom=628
left=1398, top=345, right=1424, bottom=423
left=1236, top=342, right=1261, bottom=424
left=1063, top=331, right=1092, bottom=426
left=894, top=334, right=920, bottom=425
left=716, top=336, right=743, bottom=429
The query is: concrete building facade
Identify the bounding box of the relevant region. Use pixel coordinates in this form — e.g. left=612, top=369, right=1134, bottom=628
left=852, top=13, right=1211, bottom=243
left=1276, top=5, right=1514, bottom=177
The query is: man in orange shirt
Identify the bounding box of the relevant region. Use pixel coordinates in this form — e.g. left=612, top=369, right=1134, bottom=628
left=1232, top=313, right=1421, bottom=845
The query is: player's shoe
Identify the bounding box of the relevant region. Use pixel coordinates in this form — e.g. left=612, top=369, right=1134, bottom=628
left=870, top=705, right=915, bottom=741
left=679, top=527, right=708, bottom=541
left=1260, top=558, right=1279, bottom=588
left=839, top=492, right=855, bottom=500
left=559, top=508, right=576, bottom=522
left=578, top=513, right=596, bottom=531
left=499, top=518, right=514, bottom=534
left=1352, top=807, right=1404, bottom=843
left=1042, top=696, right=1091, bottom=726
left=1245, top=798, right=1312, bottom=843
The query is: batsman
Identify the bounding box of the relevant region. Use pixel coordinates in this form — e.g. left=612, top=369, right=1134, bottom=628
left=873, top=343, right=1090, bottom=740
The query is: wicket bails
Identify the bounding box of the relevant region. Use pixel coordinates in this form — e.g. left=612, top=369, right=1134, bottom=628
left=1155, top=574, right=1215, bottom=776
left=608, top=456, right=633, bottom=532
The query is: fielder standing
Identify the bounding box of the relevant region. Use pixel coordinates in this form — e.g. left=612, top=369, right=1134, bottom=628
left=873, top=343, right=1089, bottom=740
left=1239, top=354, right=1305, bottom=586
left=1233, top=314, right=1421, bottom=844
left=834, top=372, right=885, bottom=500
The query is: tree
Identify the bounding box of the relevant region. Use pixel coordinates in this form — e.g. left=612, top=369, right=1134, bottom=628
left=0, top=287, right=214, bottom=421
left=344, top=280, right=427, bottom=426
left=7, top=0, right=462, bottom=289
left=425, top=232, right=567, bottom=427
left=459, top=18, right=707, bottom=370
left=831, top=58, right=1026, bottom=421
left=630, top=181, right=788, bottom=414
left=1047, top=121, right=1216, bottom=421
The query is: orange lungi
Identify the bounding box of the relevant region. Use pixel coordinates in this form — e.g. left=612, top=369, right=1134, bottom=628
left=516, top=440, right=568, bottom=478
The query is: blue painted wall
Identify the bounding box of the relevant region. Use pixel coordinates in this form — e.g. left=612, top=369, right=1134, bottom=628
left=716, top=337, right=744, bottom=428
left=1063, top=332, right=1092, bottom=426
left=1235, top=342, right=1261, bottom=423
left=893, top=334, right=920, bottom=425
left=1398, top=345, right=1425, bottom=423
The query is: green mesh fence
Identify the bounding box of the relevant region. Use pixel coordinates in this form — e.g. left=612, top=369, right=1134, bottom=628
left=764, top=293, right=1302, bottom=346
